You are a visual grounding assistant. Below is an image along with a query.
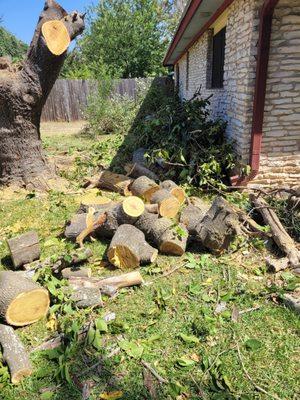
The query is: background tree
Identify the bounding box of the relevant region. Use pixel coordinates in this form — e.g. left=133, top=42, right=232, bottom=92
left=62, top=0, right=186, bottom=79
left=0, top=26, right=28, bottom=61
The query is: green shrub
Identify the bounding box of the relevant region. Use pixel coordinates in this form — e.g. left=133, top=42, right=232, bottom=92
left=131, top=89, right=237, bottom=189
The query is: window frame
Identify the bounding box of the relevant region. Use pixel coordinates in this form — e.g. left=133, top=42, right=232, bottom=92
left=211, top=26, right=226, bottom=89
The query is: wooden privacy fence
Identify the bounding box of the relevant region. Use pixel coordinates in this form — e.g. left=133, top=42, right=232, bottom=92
left=41, top=78, right=154, bottom=122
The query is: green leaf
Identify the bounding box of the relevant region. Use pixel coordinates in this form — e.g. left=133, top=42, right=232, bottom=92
left=176, top=356, right=196, bottom=369
left=178, top=333, right=200, bottom=345
left=245, top=338, right=262, bottom=351
left=95, top=318, right=108, bottom=333
left=93, top=330, right=102, bottom=351
left=41, top=392, right=54, bottom=400
left=86, top=327, right=96, bottom=345
left=118, top=340, right=144, bottom=359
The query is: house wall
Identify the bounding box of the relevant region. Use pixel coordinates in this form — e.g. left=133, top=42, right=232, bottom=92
left=175, top=0, right=300, bottom=186
left=254, top=0, right=300, bottom=185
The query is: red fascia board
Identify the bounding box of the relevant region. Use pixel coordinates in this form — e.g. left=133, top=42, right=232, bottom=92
left=163, top=0, right=204, bottom=66
left=164, top=0, right=235, bottom=66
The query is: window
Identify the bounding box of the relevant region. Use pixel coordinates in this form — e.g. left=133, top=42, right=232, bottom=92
left=186, top=51, right=190, bottom=91
left=211, top=27, right=226, bottom=88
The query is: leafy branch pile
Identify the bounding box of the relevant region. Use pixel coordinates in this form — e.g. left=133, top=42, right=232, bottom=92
left=131, top=89, right=237, bottom=190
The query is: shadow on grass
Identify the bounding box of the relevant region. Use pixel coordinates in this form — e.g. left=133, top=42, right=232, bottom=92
left=108, top=76, right=174, bottom=173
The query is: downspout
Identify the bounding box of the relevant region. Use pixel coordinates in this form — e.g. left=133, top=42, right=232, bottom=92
left=233, top=0, right=279, bottom=185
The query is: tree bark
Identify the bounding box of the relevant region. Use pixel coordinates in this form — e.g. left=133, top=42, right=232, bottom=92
left=0, top=0, right=85, bottom=189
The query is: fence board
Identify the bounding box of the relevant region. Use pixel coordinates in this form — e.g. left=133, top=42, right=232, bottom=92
left=41, top=78, right=154, bottom=122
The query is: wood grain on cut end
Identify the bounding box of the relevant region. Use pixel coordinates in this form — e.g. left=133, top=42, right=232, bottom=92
left=6, top=288, right=50, bottom=327
left=42, top=20, right=70, bottom=55
left=122, top=196, right=145, bottom=217
left=150, top=189, right=180, bottom=218
left=108, top=245, right=140, bottom=270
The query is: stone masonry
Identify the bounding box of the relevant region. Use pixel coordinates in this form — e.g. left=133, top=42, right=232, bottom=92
left=174, top=0, right=300, bottom=186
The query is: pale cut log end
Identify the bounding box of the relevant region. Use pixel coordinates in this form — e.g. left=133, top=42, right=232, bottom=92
left=159, top=197, right=180, bottom=218
left=170, top=187, right=186, bottom=205
left=122, top=196, right=145, bottom=217
left=108, top=245, right=140, bottom=270
left=42, top=20, right=70, bottom=55
left=6, top=289, right=50, bottom=327
left=160, top=241, right=185, bottom=256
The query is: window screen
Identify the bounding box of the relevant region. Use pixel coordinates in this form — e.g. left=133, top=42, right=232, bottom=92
left=211, top=27, right=226, bottom=88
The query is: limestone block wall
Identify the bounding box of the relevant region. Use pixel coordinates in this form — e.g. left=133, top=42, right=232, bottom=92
left=253, top=0, right=300, bottom=186
left=175, top=0, right=258, bottom=162
left=174, top=0, right=300, bottom=186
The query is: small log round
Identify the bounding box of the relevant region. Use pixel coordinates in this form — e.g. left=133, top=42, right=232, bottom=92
left=61, top=267, right=92, bottom=279
left=130, top=176, right=159, bottom=202
left=0, top=271, right=50, bottom=327
left=160, top=180, right=185, bottom=205
left=71, top=288, right=103, bottom=309
left=0, top=324, right=32, bottom=384
left=150, top=189, right=180, bottom=218
left=7, top=231, right=41, bottom=269
left=122, top=196, right=145, bottom=217
left=135, top=211, right=159, bottom=239
left=159, top=223, right=188, bottom=256
left=98, top=170, right=133, bottom=196
left=107, top=224, right=158, bottom=269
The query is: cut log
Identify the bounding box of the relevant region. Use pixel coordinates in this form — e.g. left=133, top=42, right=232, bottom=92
left=68, top=270, right=144, bottom=291
left=125, top=162, right=159, bottom=181
left=195, top=196, right=240, bottom=253
left=98, top=170, right=133, bottom=196
left=250, top=194, right=300, bottom=269
left=145, top=204, right=159, bottom=214
left=77, top=201, right=115, bottom=214
left=180, top=204, right=207, bottom=236
left=136, top=214, right=187, bottom=256
left=71, top=288, right=103, bottom=309
left=0, top=271, right=50, bottom=327
left=62, top=267, right=92, bottom=279
left=41, top=20, right=71, bottom=56
left=266, top=257, right=289, bottom=273
left=160, top=180, right=185, bottom=205
left=150, top=189, right=180, bottom=218
left=122, top=196, right=145, bottom=217
left=0, top=324, right=32, bottom=384
left=7, top=231, right=40, bottom=269
left=108, top=225, right=158, bottom=269
left=130, top=176, right=160, bottom=202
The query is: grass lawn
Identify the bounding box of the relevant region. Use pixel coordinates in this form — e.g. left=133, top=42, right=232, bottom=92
left=0, top=122, right=299, bottom=400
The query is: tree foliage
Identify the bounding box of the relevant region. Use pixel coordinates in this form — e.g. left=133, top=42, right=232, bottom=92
left=0, top=26, right=28, bottom=61
left=62, top=0, right=185, bottom=79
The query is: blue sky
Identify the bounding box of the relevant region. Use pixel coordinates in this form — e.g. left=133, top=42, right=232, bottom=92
left=0, top=0, right=92, bottom=43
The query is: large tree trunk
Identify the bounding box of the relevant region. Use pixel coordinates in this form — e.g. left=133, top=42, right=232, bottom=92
left=0, top=0, right=85, bottom=189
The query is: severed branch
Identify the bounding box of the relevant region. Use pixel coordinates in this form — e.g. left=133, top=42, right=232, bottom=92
left=250, top=194, right=300, bottom=269
left=141, top=360, right=169, bottom=384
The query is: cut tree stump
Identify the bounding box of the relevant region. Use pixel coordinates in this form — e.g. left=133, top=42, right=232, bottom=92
left=98, top=170, right=133, bottom=196
left=0, top=271, right=50, bottom=327
left=160, top=180, right=185, bottom=205
left=195, top=196, right=240, bottom=253
left=125, top=162, right=159, bottom=181
left=68, top=270, right=144, bottom=292
left=122, top=196, right=145, bottom=217
left=0, top=324, right=32, bottom=384
left=150, top=189, right=180, bottom=218
left=61, top=267, right=92, bottom=279
left=250, top=194, right=300, bottom=269
left=7, top=231, right=40, bottom=269
left=107, top=224, right=158, bottom=269
left=130, top=176, right=160, bottom=202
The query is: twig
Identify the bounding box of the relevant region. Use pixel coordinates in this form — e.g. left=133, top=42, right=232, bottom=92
left=200, top=349, right=229, bottom=382
left=235, top=339, right=283, bottom=400
left=239, top=306, right=261, bottom=315
left=150, top=263, right=186, bottom=283
left=141, top=360, right=168, bottom=384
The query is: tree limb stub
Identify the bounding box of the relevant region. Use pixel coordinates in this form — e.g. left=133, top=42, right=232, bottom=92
left=0, top=324, right=32, bottom=384
left=250, top=194, right=300, bottom=269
